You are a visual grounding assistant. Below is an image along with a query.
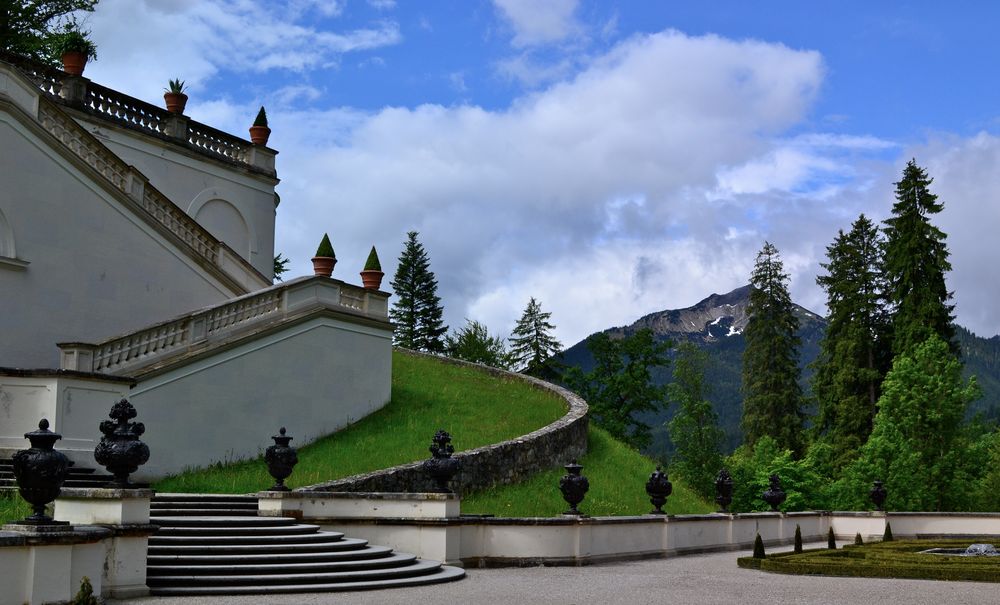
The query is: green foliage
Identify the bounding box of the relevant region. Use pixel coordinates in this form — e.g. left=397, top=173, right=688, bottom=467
left=842, top=335, right=980, bottom=511
left=155, top=350, right=565, bottom=493
left=272, top=253, right=289, bottom=281
left=753, top=533, right=765, bottom=559
left=794, top=524, right=803, bottom=553
left=50, top=22, right=96, bottom=59
left=973, top=430, right=1000, bottom=510
left=828, top=527, right=837, bottom=549
left=883, top=159, right=956, bottom=356
left=461, top=425, right=713, bottom=517
left=314, top=233, right=335, bottom=258
left=742, top=241, right=804, bottom=454
left=667, top=341, right=723, bottom=500
left=855, top=532, right=864, bottom=545
left=725, top=436, right=829, bottom=512
left=508, top=297, right=562, bottom=378
left=565, top=328, right=670, bottom=450
left=812, top=214, right=892, bottom=469
left=738, top=539, right=1000, bottom=582
left=0, top=490, right=30, bottom=524
left=883, top=523, right=893, bottom=542
left=166, top=78, right=186, bottom=93
left=390, top=231, right=447, bottom=353
left=445, top=319, right=512, bottom=370
left=71, top=576, right=98, bottom=605
left=253, top=105, right=268, bottom=127
left=363, top=245, right=381, bottom=271
left=0, top=1, right=98, bottom=65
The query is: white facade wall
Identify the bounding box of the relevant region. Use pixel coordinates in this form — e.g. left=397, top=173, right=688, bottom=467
left=129, top=314, right=392, bottom=480
left=75, top=116, right=277, bottom=278
left=0, top=114, right=245, bottom=368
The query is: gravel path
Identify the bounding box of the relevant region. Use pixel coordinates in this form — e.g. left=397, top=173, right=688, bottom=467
left=110, top=543, right=997, bottom=605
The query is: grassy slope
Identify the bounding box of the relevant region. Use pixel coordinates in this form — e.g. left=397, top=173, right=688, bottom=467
left=462, top=424, right=714, bottom=516
left=0, top=490, right=31, bottom=525
left=153, top=350, right=566, bottom=493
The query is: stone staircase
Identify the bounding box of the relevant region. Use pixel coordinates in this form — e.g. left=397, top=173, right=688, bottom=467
left=0, top=458, right=117, bottom=489
left=147, top=494, right=465, bottom=595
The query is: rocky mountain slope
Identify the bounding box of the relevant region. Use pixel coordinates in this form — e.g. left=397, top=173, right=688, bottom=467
left=560, top=285, right=999, bottom=460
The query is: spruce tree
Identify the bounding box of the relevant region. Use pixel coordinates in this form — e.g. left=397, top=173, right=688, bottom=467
left=741, top=242, right=804, bottom=455
left=667, top=341, right=724, bottom=500
left=812, top=215, right=892, bottom=468
left=389, top=231, right=447, bottom=352
left=508, top=297, right=562, bottom=377
left=883, top=160, right=956, bottom=356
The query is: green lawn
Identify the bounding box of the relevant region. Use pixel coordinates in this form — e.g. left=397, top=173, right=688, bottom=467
left=461, top=424, right=714, bottom=517
left=153, top=350, right=567, bottom=493
left=0, top=490, right=32, bottom=525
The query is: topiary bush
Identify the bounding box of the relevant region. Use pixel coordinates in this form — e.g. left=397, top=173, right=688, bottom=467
left=855, top=532, right=864, bottom=545
left=753, top=533, right=765, bottom=559
left=71, top=576, right=98, bottom=605
left=828, top=527, right=837, bottom=549
left=794, top=524, right=802, bottom=553
left=364, top=246, right=381, bottom=271
left=315, top=233, right=335, bottom=258
left=883, top=522, right=894, bottom=542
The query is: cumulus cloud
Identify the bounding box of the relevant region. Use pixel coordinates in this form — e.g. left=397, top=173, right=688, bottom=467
left=492, top=0, right=581, bottom=47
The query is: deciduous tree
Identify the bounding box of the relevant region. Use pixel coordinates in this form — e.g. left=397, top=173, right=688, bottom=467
left=0, top=0, right=98, bottom=65
left=445, top=319, right=512, bottom=370
left=667, top=341, right=723, bottom=499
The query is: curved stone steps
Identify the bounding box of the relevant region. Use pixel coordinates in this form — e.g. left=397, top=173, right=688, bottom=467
left=148, top=493, right=464, bottom=594
left=147, top=565, right=467, bottom=596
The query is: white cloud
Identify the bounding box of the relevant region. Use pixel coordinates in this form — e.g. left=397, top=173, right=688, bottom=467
left=493, top=0, right=581, bottom=47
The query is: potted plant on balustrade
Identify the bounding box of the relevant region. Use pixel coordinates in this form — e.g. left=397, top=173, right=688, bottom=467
left=249, top=105, right=271, bottom=145
left=312, top=233, right=336, bottom=277
left=360, top=245, right=384, bottom=289
left=163, top=78, right=188, bottom=114
left=52, top=25, right=97, bottom=76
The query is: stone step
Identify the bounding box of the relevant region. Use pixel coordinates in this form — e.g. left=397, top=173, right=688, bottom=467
left=151, top=501, right=258, bottom=510
left=150, top=516, right=295, bottom=528
left=146, top=559, right=444, bottom=587
left=150, top=508, right=258, bottom=517
left=153, top=494, right=257, bottom=503
left=154, top=524, right=322, bottom=538
left=147, top=565, right=466, bottom=596
left=147, top=544, right=395, bottom=566
left=147, top=536, right=367, bottom=555
left=147, top=552, right=417, bottom=576
left=149, top=529, right=347, bottom=546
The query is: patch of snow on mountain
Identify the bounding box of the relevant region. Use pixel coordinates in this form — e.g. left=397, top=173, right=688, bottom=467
left=710, top=316, right=723, bottom=326
left=727, top=325, right=742, bottom=337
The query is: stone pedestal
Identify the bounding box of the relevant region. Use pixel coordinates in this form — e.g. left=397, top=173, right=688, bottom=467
left=54, top=488, right=156, bottom=599
left=0, top=525, right=110, bottom=605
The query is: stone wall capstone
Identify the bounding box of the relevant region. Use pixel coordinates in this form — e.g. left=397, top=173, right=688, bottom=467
left=298, top=350, right=589, bottom=494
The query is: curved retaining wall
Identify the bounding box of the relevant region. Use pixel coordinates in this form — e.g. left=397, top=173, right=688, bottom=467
left=299, top=350, right=589, bottom=494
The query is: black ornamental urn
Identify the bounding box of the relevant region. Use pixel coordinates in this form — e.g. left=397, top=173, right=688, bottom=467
left=559, top=460, right=590, bottom=515
left=94, top=398, right=150, bottom=488
left=11, top=419, right=71, bottom=525
left=645, top=466, right=673, bottom=514
left=869, top=480, right=887, bottom=511
left=264, top=427, right=298, bottom=491
left=762, top=473, right=787, bottom=511
left=715, top=468, right=734, bottom=513
left=423, top=429, right=460, bottom=493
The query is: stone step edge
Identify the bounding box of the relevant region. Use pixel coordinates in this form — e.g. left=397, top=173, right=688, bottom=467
left=148, top=566, right=465, bottom=595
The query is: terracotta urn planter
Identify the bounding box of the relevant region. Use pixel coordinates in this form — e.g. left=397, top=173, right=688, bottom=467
left=60, top=51, right=87, bottom=76
left=164, top=92, right=188, bottom=114
left=312, top=256, right=336, bottom=277
left=249, top=124, right=271, bottom=145
left=360, top=269, right=384, bottom=290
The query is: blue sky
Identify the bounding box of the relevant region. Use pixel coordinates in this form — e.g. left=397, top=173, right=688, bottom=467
left=84, top=0, right=1000, bottom=344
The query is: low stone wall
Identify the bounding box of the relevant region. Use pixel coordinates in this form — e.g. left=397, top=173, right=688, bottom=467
left=300, top=351, right=589, bottom=494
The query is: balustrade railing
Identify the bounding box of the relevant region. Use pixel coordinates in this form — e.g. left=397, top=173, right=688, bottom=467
left=79, top=281, right=383, bottom=375
left=84, top=82, right=166, bottom=137
left=188, top=121, right=252, bottom=165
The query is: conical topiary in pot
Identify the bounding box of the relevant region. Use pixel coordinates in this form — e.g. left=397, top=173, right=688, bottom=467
left=164, top=78, right=188, bottom=114
left=312, top=233, right=336, bottom=277
left=249, top=106, right=271, bottom=145
left=360, top=245, right=384, bottom=289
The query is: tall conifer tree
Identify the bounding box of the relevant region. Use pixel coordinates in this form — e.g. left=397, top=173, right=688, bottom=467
left=741, top=241, right=804, bottom=454
left=389, top=231, right=447, bottom=352
left=883, top=160, right=956, bottom=356
left=812, top=215, right=892, bottom=467
left=508, top=297, right=562, bottom=377
left=667, top=341, right=724, bottom=499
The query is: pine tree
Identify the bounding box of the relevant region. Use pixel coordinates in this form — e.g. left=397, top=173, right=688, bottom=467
left=389, top=231, right=447, bottom=352
left=883, top=160, right=956, bottom=356
left=445, top=319, right=512, bottom=370
left=812, top=215, right=892, bottom=468
left=565, top=328, right=670, bottom=450
left=508, top=297, right=562, bottom=377
left=741, top=242, right=804, bottom=454
left=667, top=341, right=724, bottom=500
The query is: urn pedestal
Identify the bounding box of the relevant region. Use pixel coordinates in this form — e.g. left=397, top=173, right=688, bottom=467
left=559, top=460, right=590, bottom=516
left=11, top=419, right=71, bottom=526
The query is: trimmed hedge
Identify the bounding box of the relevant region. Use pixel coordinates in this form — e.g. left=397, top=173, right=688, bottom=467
left=738, top=539, right=1000, bottom=582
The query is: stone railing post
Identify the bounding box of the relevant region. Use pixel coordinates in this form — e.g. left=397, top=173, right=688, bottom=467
left=163, top=113, right=189, bottom=140
left=124, top=167, right=147, bottom=202
left=58, top=74, right=88, bottom=107
left=58, top=342, right=97, bottom=372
